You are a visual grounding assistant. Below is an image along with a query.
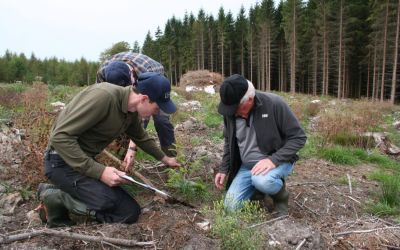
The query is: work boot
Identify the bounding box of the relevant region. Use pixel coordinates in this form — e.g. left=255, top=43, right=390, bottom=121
left=36, top=187, right=96, bottom=227
left=250, top=190, right=274, bottom=212
left=271, top=181, right=289, bottom=216
left=161, top=144, right=177, bottom=157
left=37, top=183, right=56, bottom=200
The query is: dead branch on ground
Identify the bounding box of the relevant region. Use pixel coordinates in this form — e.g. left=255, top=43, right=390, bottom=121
left=333, top=226, right=400, bottom=237
left=0, top=228, right=155, bottom=247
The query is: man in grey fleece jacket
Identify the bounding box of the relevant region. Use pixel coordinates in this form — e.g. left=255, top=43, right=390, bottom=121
left=214, top=74, right=307, bottom=215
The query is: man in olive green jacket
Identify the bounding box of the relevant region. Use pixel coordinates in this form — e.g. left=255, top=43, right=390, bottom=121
left=38, top=72, right=179, bottom=226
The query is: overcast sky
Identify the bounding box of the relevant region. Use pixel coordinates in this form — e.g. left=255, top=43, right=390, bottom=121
left=0, top=0, right=263, bottom=62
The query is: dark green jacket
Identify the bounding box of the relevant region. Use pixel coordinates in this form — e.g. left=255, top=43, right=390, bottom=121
left=220, top=92, right=307, bottom=188
left=49, top=82, right=165, bottom=179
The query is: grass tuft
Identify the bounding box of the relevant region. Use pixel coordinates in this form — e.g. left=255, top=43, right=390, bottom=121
left=203, top=199, right=266, bottom=250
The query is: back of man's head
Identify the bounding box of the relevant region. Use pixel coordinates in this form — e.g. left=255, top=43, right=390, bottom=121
left=104, top=61, right=131, bottom=86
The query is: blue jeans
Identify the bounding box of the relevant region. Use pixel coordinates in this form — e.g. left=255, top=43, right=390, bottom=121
left=224, top=162, right=294, bottom=212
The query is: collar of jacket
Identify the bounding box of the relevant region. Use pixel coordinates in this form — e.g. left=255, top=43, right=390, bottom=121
left=121, top=86, right=132, bottom=114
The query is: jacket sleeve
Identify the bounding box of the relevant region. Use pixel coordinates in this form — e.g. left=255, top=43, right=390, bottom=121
left=219, top=117, right=230, bottom=174
left=50, top=89, right=110, bottom=179
left=269, top=97, right=307, bottom=166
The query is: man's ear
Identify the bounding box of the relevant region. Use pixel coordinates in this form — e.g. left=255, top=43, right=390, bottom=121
left=140, top=94, right=149, bottom=103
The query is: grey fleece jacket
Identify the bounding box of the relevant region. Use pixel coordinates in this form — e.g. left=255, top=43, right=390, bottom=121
left=219, top=91, right=307, bottom=187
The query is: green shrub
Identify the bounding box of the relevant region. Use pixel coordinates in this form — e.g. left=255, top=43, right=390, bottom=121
left=204, top=200, right=265, bottom=250
left=166, top=160, right=209, bottom=201
left=209, top=130, right=224, bottom=142
left=204, top=112, right=222, bottom=128
left=167, top=168, right=208, bottom=201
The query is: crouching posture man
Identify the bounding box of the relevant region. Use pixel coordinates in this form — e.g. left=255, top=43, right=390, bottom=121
left=214, top=74, right=306, bottom=215
left=37, top=72, right=180, bottom=227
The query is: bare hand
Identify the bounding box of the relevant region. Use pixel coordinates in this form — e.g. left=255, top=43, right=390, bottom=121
left=251, top=158, right=276, bottom=176
left=123, top=149, right=135, bottom=172
left=214, top=173, right=226, bottom=190
left=100, top=166, right=127, bottom=187
left=161, top=156, right=180, bottom=168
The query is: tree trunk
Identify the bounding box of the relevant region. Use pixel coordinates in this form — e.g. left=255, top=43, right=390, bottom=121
left=168, top=48, right=173, bottom=82
left=372, top=35, right=378, bottom=100
left=260, top=41, right=265, bottom=91
left=367, top=50, right=371, bottom=99
left=268, top=34, right=271, bottom=91
left=380, top=0, right=389, bottom=102
left=391, top=0, right=400, bottom=104
left=229, top=47, right=232, bottom=76
left=290, top=4, right=297, bottom=93
left=342, top=51, right=346, bottom=97
left=338, top=0, right=343, bottom=98
left=250, top=31, right=253, bottom=82
left=201, top=29, right=205, bottom=70
left=322, top=7, right=328, bottom=96
left=241, top=35, right=245, bottom=76
left=313, top=42, right=318, bottom=95
left=210, top=30, right=214, bottom=72
left=221, top=36, right=225, bottom=77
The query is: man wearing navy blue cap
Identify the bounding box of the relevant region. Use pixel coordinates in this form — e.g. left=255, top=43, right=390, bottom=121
left=215, top=74, right=307, bottom=216
left=96, top=52, right=177, bottom=171
left=37, top=72, right=180, bottom=227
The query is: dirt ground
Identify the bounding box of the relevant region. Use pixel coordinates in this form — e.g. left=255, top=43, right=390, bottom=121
left=1, top=116, right=400, bottom=249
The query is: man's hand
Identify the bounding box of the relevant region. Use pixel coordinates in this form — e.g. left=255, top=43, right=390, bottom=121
left=123, top=149, right=136, bottom=172
left=251, top=158, right=276, bottom=176
left=100, top=166, right=128, bottom=187
left=214, top=173, right=226, bottom=190
left=161, top=156, right=180, bottom=168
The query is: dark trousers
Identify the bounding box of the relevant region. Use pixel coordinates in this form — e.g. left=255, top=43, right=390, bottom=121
left=44, top=152, right=141, bottom=224
left=143, top=113, right=175, bottom=147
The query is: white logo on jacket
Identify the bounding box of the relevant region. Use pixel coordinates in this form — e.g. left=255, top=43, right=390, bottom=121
left=262, top=114, right=269, bottom=118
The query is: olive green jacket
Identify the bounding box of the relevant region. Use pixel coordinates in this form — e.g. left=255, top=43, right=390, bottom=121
left=48, top=82, right=165, bottom=179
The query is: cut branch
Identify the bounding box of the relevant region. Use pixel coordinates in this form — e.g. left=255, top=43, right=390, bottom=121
left=0, top=229, right=155, bottom=247
left=247, top=215, right=289, bottom=229
left=333, top=226, right=400, bottom=237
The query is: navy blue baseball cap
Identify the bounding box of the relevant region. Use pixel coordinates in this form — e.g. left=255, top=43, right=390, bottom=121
left=137, top=72, right=177, bottom=114
left=104, top=61, right=132, bottom=86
